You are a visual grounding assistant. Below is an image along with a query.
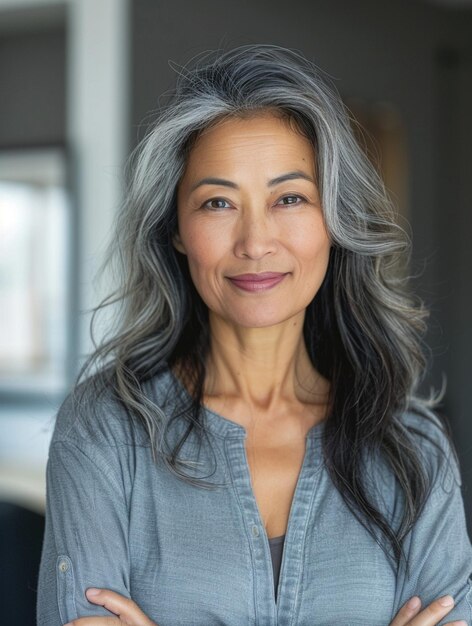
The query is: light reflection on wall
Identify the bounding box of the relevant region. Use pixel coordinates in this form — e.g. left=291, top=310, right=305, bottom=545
left=345, top=97, right=409, bottom=225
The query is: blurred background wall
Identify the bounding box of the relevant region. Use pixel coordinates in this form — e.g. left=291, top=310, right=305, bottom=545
left=0, top=0, right=471, bottom=622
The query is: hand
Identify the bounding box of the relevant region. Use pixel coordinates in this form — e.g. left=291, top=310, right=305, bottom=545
left=389, top=594, right=467, bottom=626
left=63, top=588, right=159, bottom=626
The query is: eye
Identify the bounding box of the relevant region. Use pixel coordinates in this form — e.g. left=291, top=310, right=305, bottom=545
left=277, top=195, right=305, bottom=206
left=202, top=198, right=232, bottom=210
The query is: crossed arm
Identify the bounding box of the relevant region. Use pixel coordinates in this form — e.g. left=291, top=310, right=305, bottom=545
left=61, top=587, right=467, bottom=626
left=37, top=435, right=472, bottom=626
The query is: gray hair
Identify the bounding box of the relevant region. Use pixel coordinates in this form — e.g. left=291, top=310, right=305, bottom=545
left=74, top=44, right=455, bottom=574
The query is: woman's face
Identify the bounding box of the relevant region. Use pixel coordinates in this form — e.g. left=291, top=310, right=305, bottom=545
left=175, top=112, right=331, bottom=329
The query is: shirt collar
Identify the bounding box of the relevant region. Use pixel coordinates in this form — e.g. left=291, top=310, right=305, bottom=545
left=162, top=366, right=326, bottom=441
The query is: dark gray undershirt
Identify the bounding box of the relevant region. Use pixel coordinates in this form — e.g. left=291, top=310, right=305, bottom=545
left=268, top=534, right=285, bottom=602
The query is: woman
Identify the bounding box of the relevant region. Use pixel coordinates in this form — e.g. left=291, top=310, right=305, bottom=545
left=37, top=45, right=472, bottom=626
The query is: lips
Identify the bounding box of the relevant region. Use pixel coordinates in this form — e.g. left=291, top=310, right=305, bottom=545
left=227, top=272, right=288, bottom=292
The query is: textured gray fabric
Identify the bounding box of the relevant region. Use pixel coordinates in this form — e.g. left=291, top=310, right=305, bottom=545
left=37, top=367, right=472, bottom=625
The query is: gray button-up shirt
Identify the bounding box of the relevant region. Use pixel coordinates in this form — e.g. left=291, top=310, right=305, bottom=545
left=37, top=367, right=472, bottom=625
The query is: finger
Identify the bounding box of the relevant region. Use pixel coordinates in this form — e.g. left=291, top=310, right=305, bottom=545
left=83, top=588, right=156, bottom=626
left=407, top=595, right=456, bottom=626
left=65, top=618, right=122, bottom=626
left=390, top=596, right=423, bottom=626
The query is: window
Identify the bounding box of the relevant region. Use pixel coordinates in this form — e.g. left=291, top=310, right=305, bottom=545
left=0, top=148, right=71, bottom=396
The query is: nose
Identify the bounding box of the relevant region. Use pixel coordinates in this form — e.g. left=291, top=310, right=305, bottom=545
left=233, top=209, right=277, bottom=260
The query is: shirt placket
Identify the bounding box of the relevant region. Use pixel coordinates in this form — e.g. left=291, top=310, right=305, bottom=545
left=277, top=434, right=323, bottom=626
left=224, top=432, right=323, bottom=626
left=225, top=433, right=277, bottom=624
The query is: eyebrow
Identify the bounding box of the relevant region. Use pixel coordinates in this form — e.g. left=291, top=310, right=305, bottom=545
left=189, top=170, right=315, bottom=192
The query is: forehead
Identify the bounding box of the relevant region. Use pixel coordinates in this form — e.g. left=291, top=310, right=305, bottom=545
left=183, top=112, right=316, bottom=176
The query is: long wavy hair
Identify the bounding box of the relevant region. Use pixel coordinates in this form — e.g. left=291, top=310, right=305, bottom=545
left=72, top=44, right=457, bottom=575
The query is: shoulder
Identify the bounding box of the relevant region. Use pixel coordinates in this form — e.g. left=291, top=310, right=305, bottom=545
left=364, top=405, right=462, bottom=509
left=396, top=405, right=462, bottom=492
left=50, top=365, right=179, bottom=451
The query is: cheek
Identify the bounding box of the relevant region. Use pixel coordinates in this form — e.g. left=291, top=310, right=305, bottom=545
left=181, top=224, right=227, bottom=280
left=288, top=216, right=331, bottom=268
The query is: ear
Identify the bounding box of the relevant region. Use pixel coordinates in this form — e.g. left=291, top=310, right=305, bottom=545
left=172, top=231, right=187, bottom=255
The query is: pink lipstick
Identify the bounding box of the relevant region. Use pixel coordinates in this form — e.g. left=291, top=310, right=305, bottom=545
left=227, top=272, right=288, bottom=292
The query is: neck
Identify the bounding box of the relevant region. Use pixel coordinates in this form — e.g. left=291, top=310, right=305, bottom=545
left=203, top=310, right=328, bottom=413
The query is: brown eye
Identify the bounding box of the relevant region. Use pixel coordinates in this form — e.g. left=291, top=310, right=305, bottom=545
left=203, top=198, right=231, bottom=210
left=277, top=195, right=305, bottom=206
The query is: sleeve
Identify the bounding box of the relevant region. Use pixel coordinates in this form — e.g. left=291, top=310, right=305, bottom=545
left=392, top=423, right=472, bottom=625
left=37, top=439, right=131, bottom=626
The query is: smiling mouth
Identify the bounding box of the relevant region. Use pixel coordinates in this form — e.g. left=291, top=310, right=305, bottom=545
left=226, top=272, right=289, bottom=292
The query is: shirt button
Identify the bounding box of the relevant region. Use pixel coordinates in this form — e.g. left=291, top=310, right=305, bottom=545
left=58, top=560, right=69, bottom=573
left=252, top=524, right=260, bottom=537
